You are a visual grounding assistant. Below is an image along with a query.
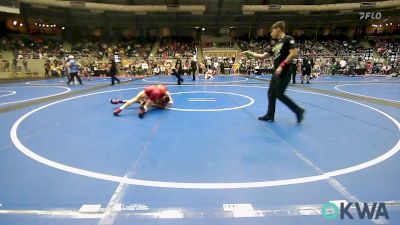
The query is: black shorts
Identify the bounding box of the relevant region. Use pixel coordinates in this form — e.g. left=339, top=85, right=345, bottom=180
left=302, top=68, right=311, bottom=76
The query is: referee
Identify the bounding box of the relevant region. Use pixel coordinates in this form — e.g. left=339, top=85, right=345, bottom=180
left=190, top=58, right=197, bottom=81
left=301, top=55, right=312, bottom=84
left=109, top=57, right=120, bottom=86
left=66, top=55, right=82, bottom=85
left=241, top=21, right=305, bottom=123
left=174, top=59, right=184, bottom=85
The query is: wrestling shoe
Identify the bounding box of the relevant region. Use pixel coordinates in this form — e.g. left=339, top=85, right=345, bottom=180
left=296, top=109, right=305, bottom=124
left=258, top=115, right=274, bottom=122
left=110, top=99, right=122, bottom=104
left=138, top=105, right=146, bottom=119
left=113, top=108, right=122, bottom=116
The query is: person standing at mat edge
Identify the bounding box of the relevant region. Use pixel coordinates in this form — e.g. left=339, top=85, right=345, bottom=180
left=301, top=54, right=312, bottom=84
left=109, top=57, right=120, bottom=86
left=190, top=58, right=197, bottom=81
left=240, top=21, right=305, bottom=123
left=66, top=55, right=83, bottom=85
left=174, top=58, right=184, bottom=85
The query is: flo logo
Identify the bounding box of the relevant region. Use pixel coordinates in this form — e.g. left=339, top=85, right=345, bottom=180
left=359, top=12, right=382, bottom=20
left=322, top=202, right=389, bottom=220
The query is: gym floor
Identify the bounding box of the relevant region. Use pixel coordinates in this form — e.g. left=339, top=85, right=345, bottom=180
left=0, top=74, right=399, bottom=225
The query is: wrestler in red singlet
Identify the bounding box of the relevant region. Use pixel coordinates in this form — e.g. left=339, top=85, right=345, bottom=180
left=144, top=85, right=167, bottom=102
left=110, top=84, right=172, bottom=118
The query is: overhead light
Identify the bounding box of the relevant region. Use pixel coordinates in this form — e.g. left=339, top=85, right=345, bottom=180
left=19, top=23, right=23, bottom=27
left=35, top=22, right=38, bottom=25
left=202, top=27, right=205, bottom=31
left=46, top=24, right=49, bottom=27
left=390, top=23, right=392, bottom=25
left=195, top=26, right=199, bottom=29
left=13, top=20, right=17, bottom=26
left=230, top=26, right=235, bottom=29
left=61, top=26, right=65, bottom=30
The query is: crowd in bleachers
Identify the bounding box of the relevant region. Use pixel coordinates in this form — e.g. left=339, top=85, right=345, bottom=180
left=69, top=39, right=152, bottom=61
left=0, top=36, right=154, bottom=61
left=298, top=40, right=332, bottom=57
left=0, top=35, right=156, bottom=76
left=1, top=34, right=399, bottom=77
left=157, top=38, right=196, bottom=59
left=372, top=39, right=400, bottom=59
left=239, top=39, right=332, bottom=57
left=239, top=39, right=270, bottom=53
left=321, top=39, right=367, bottom=58
left=1, top=35, right=65, bottom=59
left=236, top=38, right=399, bottom=77
left=202, top=41, right=233, bottom=48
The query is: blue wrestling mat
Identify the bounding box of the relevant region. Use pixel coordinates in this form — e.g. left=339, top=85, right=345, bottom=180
left=0, top=75, right=399, bottom=225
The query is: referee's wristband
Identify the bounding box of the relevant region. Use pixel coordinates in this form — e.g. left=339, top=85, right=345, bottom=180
left=279, top=61, right=288, bottom=68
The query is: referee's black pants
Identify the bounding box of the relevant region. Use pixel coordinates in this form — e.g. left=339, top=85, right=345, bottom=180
left=110, top=73, right=120, bottom=85
left=174, top=70, right=183, bottom=85
left=291, top=67, right=297, bottom=83
left=191, top=68, right=196, bottom=81
left=266, top=69, right=302, bottom=117
left=67, top=72, right=82, bottom=85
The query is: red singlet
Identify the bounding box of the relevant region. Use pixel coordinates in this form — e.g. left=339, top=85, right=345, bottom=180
left=144, top=85, right=167, bottom=101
